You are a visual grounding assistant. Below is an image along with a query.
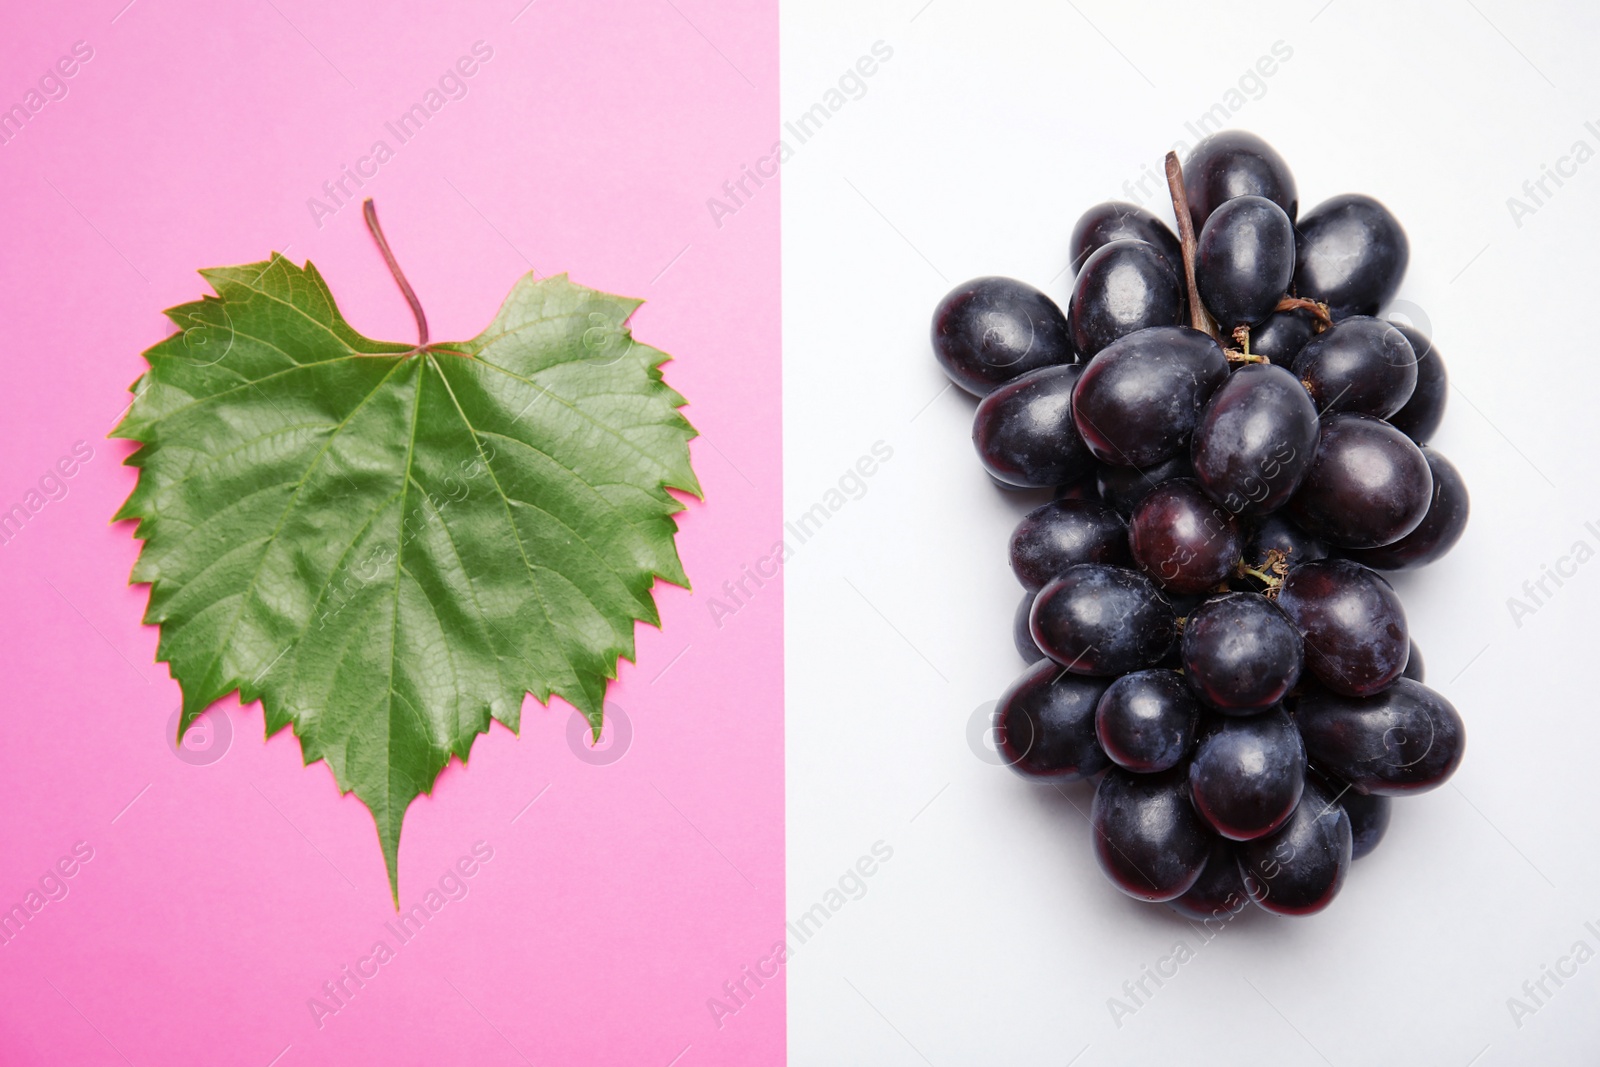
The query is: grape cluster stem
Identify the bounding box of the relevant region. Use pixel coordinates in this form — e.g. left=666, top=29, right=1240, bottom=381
left=1163, top=152, right=1220, bottom=342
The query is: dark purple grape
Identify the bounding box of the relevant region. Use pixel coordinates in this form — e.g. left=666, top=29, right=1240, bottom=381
left=1277, top=559, right=1408, bottom=697
left=1191, top=363, right=1319, bottom=516
left=1292, top=195, right=1408, bottom=319
left=1189, top=708, right=1306, bottom=840
left=993, top=658, right=1111, bottom=779
left=1292, top=316, right=1417, bottom=418
left=972, top=365, right=1095, bottom=489
left=1402, top=639, right=1424, bottom=682
left=1072, top=326, right=1229, bottom=468
left=1288, top=414, right=1432, bottom=549
left=1128, top=479, right=1243, bottom=594
left=1182, top=593, right=1303, bottom=711
left=1069, top=201, right=1184, bottom=279
left=1094, top=669, right=1199, bottom=773
left=1237, top=776, right=1351, bottom=915
left=931, top=276, right=1075, bottom=396
left=1096, top=453, right=1193, bottom=518
left=1388, top=324, right=1448, bottom=445
left=1344, top=792, right=1391, bottom=861
left=1182, top=130, right=1298, bottom=232
left=1160, top=590, right=1209, bottom=618
left=1196, top=195, right=1295, bottom=329
left=1249, top=308, right=1315, bottom=364
left=1067, top=240, right=1183, bottom=358
left=1307, top=766, right=1391, bottom=861
left=1091, top=767, right=1212, bottom=902
left=1014, top=591, right=1043, bottom=662
left=1242, top=513, right=1327, bottom=579
left=1031, top=563, right=1176, bottom=675
left=1168, top=837, right=1254, bottom=922
left=1009, top=499, right=1131, bottom=591
left=1053, top=470, right=1101, bottom=501
left=1293, top=678, right=1465, bottom=795
left=1346, top=448, right=1468, bottom=570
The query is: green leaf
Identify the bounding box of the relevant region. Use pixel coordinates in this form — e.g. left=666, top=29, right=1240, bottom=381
left=113, top=253, right=698, bottom=901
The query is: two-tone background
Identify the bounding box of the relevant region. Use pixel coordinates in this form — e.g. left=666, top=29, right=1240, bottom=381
left=3, top=0, right=1598, bottom=1062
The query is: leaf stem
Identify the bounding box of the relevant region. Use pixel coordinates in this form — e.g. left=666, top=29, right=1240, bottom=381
left=1164, top=151, right=1218, bottom=340
left=363, top=199, right=429, bottom=349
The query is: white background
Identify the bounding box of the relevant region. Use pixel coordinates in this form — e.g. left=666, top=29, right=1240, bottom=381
left=783, top=1, right=1600, bottom=1063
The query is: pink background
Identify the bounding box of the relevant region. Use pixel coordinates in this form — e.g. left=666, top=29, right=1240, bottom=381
left=0, top=1, right=782, bottom=1064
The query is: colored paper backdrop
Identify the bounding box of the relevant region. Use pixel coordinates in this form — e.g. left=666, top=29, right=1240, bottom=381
left=0, top=1, right=782, bottom=1064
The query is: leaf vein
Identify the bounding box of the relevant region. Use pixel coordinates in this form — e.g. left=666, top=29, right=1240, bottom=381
left=427, top=356, right=581, bottom=692
left=181, top=356, right=414, bottom=726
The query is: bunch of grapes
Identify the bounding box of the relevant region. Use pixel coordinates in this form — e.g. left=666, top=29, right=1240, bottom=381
left=932, top=131, right=1469, bottom=919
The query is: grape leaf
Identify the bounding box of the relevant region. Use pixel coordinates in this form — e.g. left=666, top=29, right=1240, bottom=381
left=113, top=243, right=698, bottom=901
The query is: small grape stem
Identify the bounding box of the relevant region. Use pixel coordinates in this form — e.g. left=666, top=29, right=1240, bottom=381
left=1274, top=295, right=1333, bottom=332
left=1236, top=546, right=1290, bottom=597
left=1238, top=564, right=1282, bottom=588
left=363, top=199, right=429, bottom=349
left=1223, top=325, right=1270, bottom=365
left=1163, top=151, right=1219, bottom=341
